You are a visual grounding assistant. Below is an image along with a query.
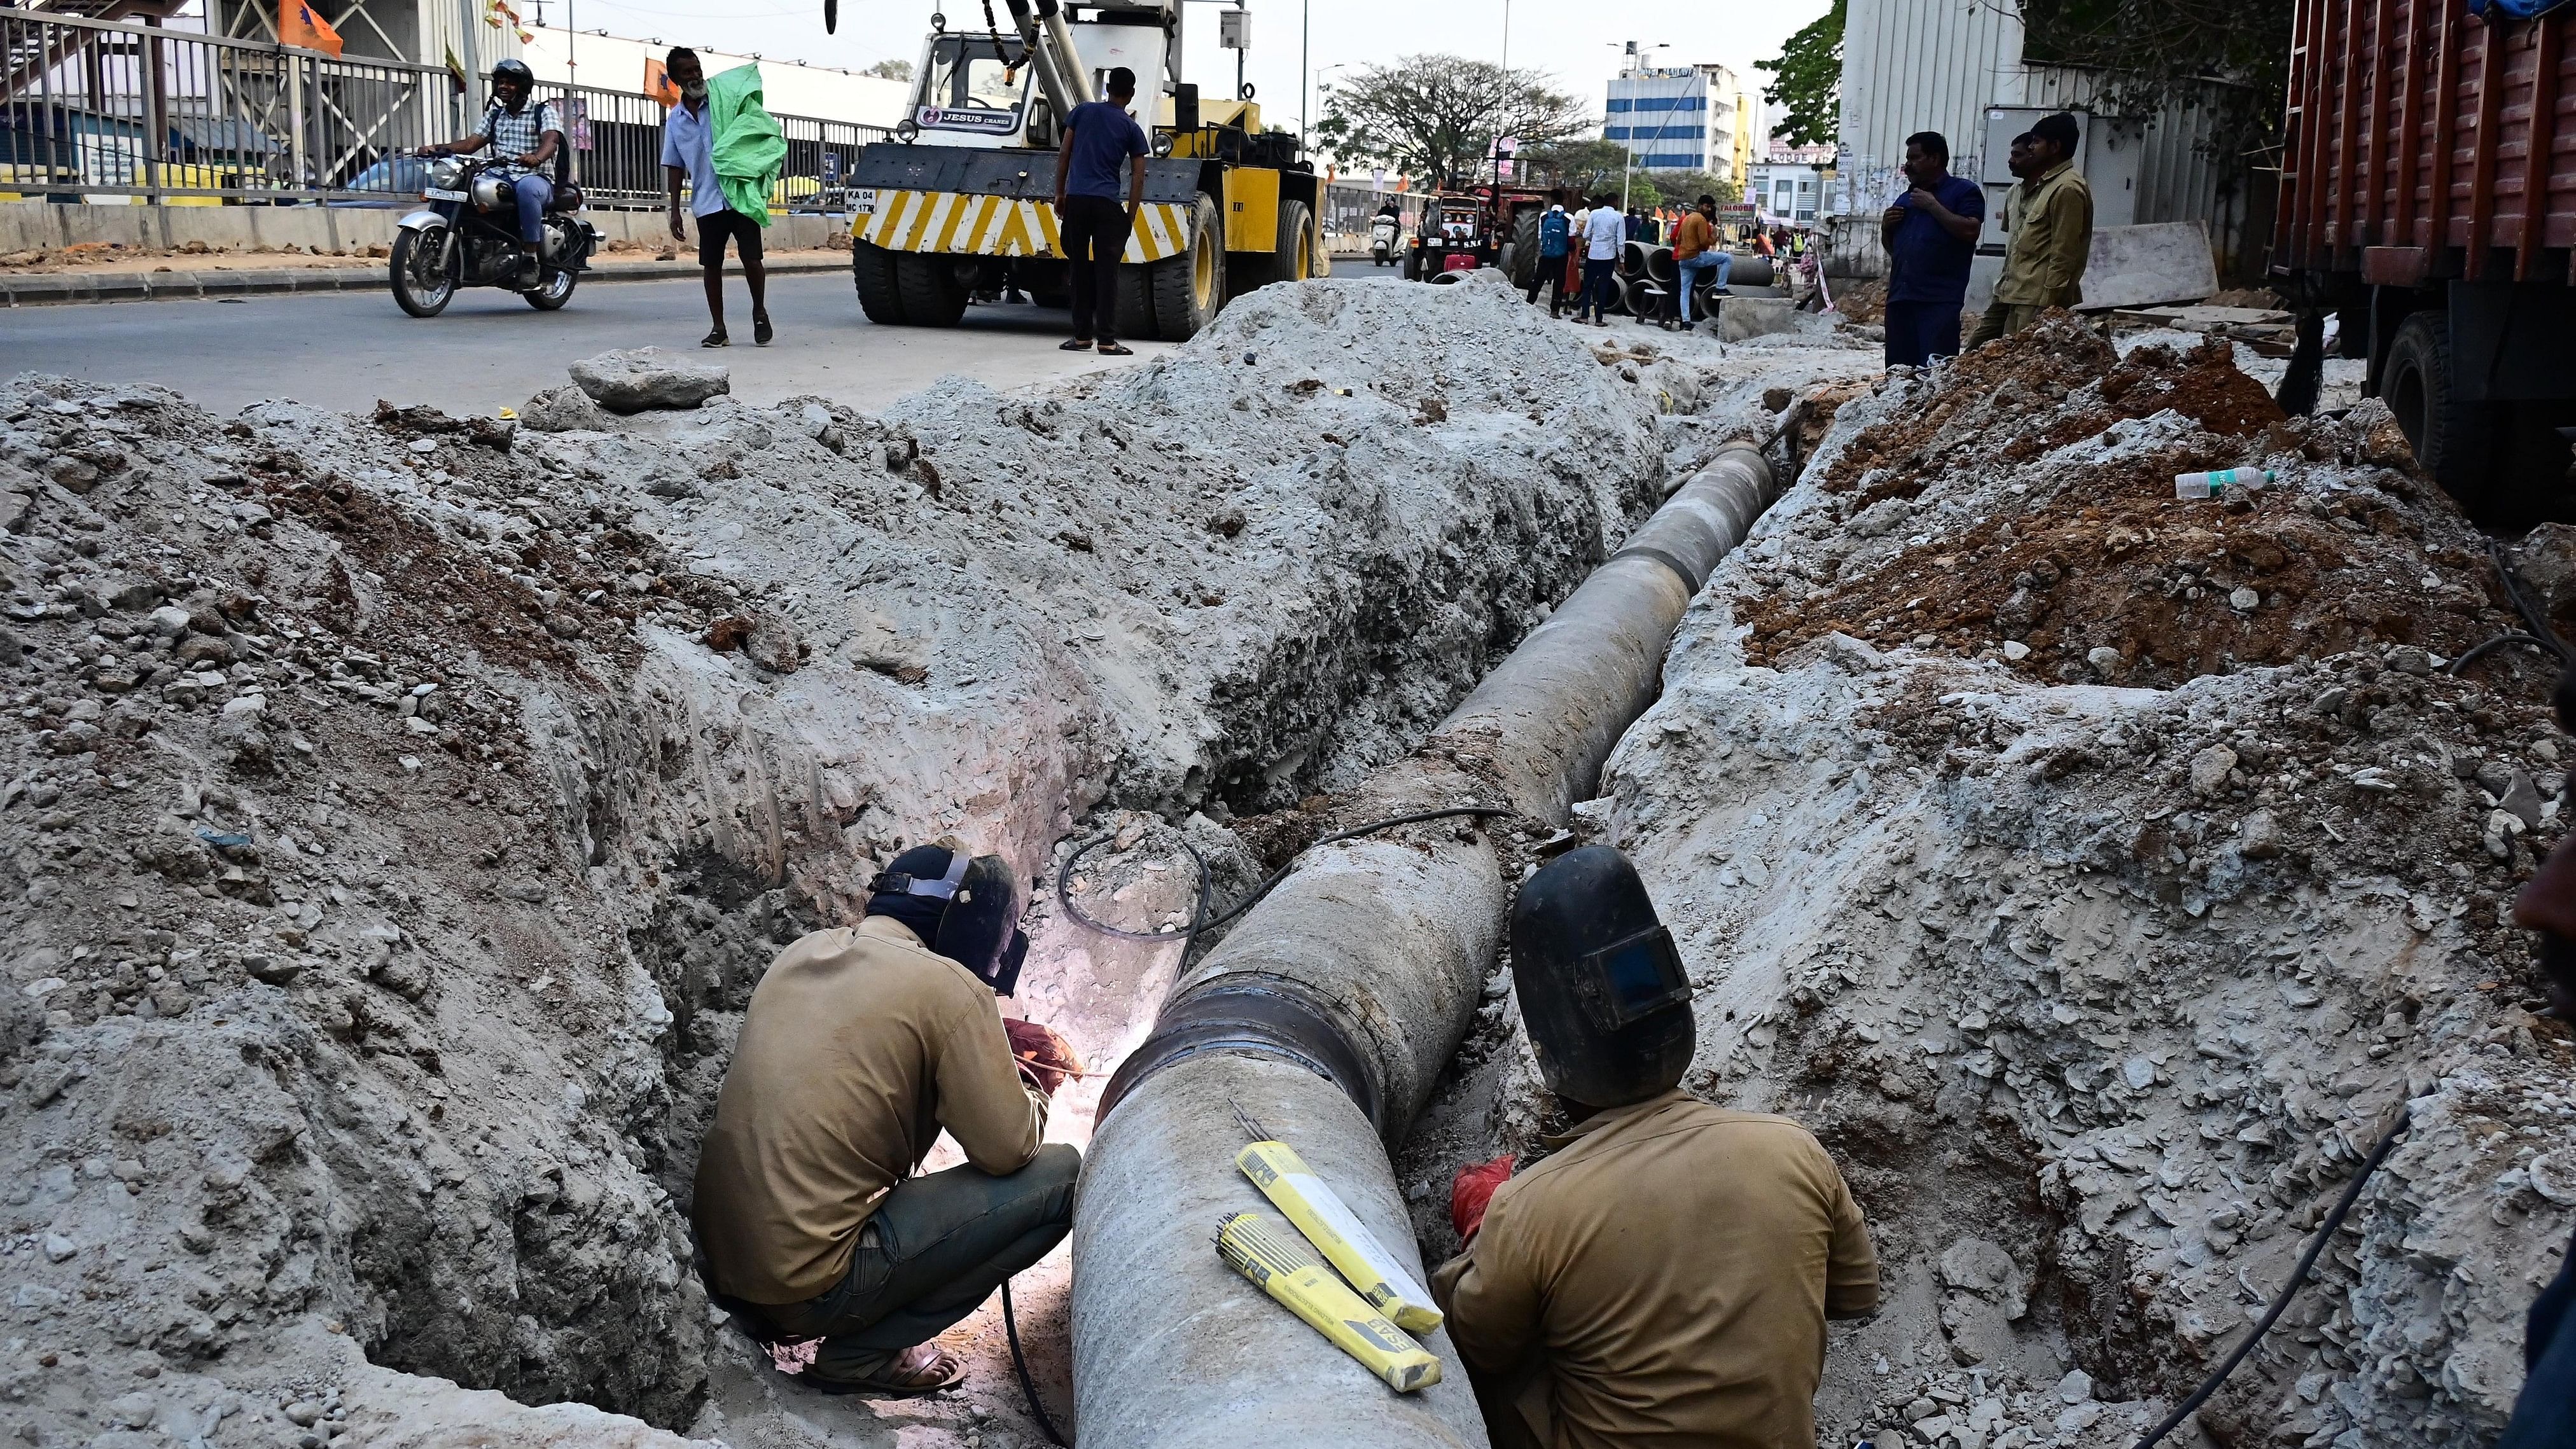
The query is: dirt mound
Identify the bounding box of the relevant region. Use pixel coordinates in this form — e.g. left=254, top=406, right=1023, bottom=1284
left=1742, top=321, right=2512, bottom=689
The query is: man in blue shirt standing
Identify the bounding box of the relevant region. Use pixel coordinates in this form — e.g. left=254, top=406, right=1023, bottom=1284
left=1053, top=66, right=1151, bottom=356
left=1877, top=130, right=1984, bottom=370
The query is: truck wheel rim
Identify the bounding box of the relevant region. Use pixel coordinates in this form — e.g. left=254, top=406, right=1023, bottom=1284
left=1194, top=223, right=1215, bottom=307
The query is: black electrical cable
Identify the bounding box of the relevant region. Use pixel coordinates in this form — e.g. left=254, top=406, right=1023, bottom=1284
left=2488, top=539, right=2576, bottom=667
left=2448, top=632, right=2556, bottom=675
left=2128, top=1107, right=2411, bottom=1449
left=1054, top=806, right=1514, bottom=945
left=1000, top=1279, right=1067, bottom=1446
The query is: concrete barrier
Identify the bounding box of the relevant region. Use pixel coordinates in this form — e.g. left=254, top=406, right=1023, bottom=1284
left=0, top=200, right=846, bottom=258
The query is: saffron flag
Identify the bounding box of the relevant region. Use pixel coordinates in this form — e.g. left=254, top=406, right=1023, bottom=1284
left=279, top=0, right=344, bottom=57
left=644, top=57, right=681, bottom=107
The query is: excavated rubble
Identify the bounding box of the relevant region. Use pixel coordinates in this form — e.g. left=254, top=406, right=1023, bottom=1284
left=0, top=272, right=1888, bottom=1449
left=1400, top=320, right=2572, bottom=1449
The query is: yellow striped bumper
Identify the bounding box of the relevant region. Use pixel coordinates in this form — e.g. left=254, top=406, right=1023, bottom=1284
left=851, top=190, right=1191, bottom=263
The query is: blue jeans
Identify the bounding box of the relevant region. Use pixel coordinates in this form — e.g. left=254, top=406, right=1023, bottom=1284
left=508, top=172, right=552, bottom=245
left=1676, top=253, right=1730, bottom=321
left=1883, top=299, right=1965, bottom=368
left=1582, top=256, right=1618, bottom=319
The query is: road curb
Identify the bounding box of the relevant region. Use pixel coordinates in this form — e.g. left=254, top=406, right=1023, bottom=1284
left=0, top=255, right=849, bottom=308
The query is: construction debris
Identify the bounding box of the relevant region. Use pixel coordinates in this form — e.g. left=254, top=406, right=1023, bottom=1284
left=1402, top=319, right=2571, bottom=1449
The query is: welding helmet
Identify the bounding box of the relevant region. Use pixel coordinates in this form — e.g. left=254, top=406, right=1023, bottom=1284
left=1510, top=845, right=1694, bottom=1108
left=868, top=845, right=1030, bottom=996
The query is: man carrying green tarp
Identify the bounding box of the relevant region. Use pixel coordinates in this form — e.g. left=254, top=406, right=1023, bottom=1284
left=660, top=49, right=784, bottom=346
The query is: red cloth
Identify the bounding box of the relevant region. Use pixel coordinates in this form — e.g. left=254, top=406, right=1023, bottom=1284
left=1002, top=1016, right=1081, bottom=1099
left=1451, top=1154, right=1516, bottom=1241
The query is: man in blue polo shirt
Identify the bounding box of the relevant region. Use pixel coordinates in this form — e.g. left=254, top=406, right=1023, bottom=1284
left=1877, top=130, right=1985, bottom=371
left=1053, top=66, right=1151, bottom=356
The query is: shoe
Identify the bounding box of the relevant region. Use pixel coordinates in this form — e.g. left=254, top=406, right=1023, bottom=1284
left=1096, top=341, right=1134, bottom=356
left=701, top=328, right=729, bottom=348
left=1060, top=336, right=1095, bottom=351
left=801, top=1343, right=964, bottom=1399
left=517, top=255, right=542, bottom=289
left=753, top=312, right=774, bottom=346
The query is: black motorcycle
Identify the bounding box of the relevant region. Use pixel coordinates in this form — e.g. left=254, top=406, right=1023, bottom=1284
left=389, top=153, right=599, bottom=317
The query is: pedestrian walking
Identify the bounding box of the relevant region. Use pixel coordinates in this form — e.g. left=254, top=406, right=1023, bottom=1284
left=1579, top=195, right=1626, bottom=325
left=1054, top=66, right=1151, bottom=356
left=1877, top=130, right=1985, bottom=369
left=1970, top=112, right=2092, bottom=347
left=660, top=49, right=780, bottom=347
left=1526, top=198, right=1574, bottom=315
left=1671, top=194, right=1730, bottom=330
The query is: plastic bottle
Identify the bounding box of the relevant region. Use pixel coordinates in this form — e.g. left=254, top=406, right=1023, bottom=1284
left=2174, top=468, right=2278, bottom=500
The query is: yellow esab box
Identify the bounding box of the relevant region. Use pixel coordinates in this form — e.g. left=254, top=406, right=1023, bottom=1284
left=1237, top=1140, right=1444, bottom=1333
left=1215, top=1212, right=1443, bottom=1393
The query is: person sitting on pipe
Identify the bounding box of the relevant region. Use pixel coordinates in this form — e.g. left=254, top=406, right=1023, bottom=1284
left=1432, top=845, right=1880, bottom=1448
left=693, top=843, right=1082, bottom=1395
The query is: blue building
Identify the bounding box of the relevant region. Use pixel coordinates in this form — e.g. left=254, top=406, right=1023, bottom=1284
left=1603, top=60, right=1743, bottom=186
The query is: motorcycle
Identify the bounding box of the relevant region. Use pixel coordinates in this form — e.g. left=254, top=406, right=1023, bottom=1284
left=1369, top=214, right=1400, bottom=267
left=389, top=153, right=599, bottom=317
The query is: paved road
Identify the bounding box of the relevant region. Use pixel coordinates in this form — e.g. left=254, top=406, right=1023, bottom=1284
left=0, top=271, right=1173, bottom=417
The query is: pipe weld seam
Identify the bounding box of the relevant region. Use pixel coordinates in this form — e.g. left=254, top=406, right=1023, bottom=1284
left=1095, top=976, right=1387, bottom=1131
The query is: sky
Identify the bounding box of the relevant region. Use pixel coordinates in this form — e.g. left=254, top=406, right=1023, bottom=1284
left=517, top=0, right=1835, bottom=142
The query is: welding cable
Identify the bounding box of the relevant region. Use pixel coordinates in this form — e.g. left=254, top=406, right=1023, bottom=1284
left=2448, top=632, right=2558, bottom=676
left=2488, top=539, right=2576, bottom=668
left=2128, top=1106, right=2411, bottom=1449
left=1001, top=1279, right=1067, bottom=1446
left=1054, top=807, right=1514, bottom=944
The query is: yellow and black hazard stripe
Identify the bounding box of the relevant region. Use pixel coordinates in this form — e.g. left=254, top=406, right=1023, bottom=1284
left=852, top=189, right=1192, bottom=263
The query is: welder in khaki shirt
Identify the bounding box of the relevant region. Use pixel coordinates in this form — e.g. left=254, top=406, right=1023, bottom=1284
left=694, top=844, right=1082, bottom=1396
left=1970, top=110, right=2094, bottom=348
left=1433, top=847, right=1880, bottom=1448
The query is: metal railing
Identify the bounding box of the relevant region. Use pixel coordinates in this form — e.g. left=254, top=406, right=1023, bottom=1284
left=1, top=6, right=891, bottom=209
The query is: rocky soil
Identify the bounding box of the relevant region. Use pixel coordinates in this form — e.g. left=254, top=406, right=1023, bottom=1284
left=1400, top=317, right=2573, bottom=1449
left=0, top=274, right=1883, bottom=1449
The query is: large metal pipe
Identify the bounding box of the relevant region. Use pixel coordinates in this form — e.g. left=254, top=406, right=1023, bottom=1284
left=1068, top=445, right=1779, bottom=1448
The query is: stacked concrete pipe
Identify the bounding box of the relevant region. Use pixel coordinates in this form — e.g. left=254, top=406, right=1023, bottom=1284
left=1068, top=443, right=1780, bottom=1448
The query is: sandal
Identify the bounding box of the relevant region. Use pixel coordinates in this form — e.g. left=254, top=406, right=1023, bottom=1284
left=701, top=328, right=729, bottom=349
left=1060, top=336, right=1095, bottom=351
left=1095, top=341, right=1134, bottom=356
left=803, top=1343, right=965, bottom=1398
left=753, top=312, right=774, bottom=346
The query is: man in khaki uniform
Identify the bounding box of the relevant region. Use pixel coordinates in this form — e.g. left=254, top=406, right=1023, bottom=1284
left=1433, top=847, right=1879, bottom=1448
left=1970, top=111, right=2093, bottom=348
left=695, top=844, right=1080, bottom=1394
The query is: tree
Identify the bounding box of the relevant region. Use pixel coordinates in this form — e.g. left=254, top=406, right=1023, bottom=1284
left=862, top=58, right=913, bottom=81
left=2015, top=0, right=2292, bottom=155
left=1314, top=55, right=1590, bottom=191
left=1651, top=169, right=1741, bottom=207
left=1521, top=138, right=1631, bottom=199
left=1755, top=0, right=1844, bottom=149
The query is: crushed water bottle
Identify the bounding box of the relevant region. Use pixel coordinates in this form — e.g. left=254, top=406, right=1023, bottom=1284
left=2175, top=468, right=2278, bottom=500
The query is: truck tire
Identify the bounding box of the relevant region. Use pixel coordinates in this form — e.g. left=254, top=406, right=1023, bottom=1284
left=1151, top=192, right=1226, bottom=341
left=1230, top=197, right=1314, bottom=292
left=895, top=251, right=968, bottom=328
left=1113, top=264, right=1158, bottom=342
left=2383, top=310, right=2499, bottom=508
left=853, top=240, right=907, bottom=324
left=1509, top=207, right=1540, bottom=290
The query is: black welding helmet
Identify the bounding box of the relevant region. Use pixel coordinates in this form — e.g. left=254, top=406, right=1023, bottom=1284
left=868, top=845, right=1030, bottom=997
left=1510, top=845, right=1694, bottom=1108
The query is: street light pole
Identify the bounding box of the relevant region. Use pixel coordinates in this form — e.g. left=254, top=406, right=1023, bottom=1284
left=1501, top=0, right=1510, bottom=70
left=1301, top=0, right=1310, bottom=138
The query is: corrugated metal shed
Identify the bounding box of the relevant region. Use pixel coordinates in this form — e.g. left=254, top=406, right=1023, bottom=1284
left=1837, top=0, right=2026, bottom=193
left=2018, top=62, right=2258, bottom=274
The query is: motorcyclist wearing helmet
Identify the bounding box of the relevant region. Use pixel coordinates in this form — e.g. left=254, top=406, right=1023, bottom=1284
left=1433, top=847, right=1879, bottom=1449
left=422, top=59, right=561, bottom=286
left=693, top=842, right=1082, bottom=1396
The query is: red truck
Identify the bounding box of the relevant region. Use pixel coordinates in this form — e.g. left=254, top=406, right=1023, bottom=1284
left=2273, top=1, right=2576, bottom=518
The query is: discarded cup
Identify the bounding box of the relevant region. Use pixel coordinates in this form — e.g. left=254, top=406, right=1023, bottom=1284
left=2175, top=468, right=2278, bottom=500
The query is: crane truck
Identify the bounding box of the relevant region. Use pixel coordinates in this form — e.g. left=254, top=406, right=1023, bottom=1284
left=844, top=1, right=1326, bottom=341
